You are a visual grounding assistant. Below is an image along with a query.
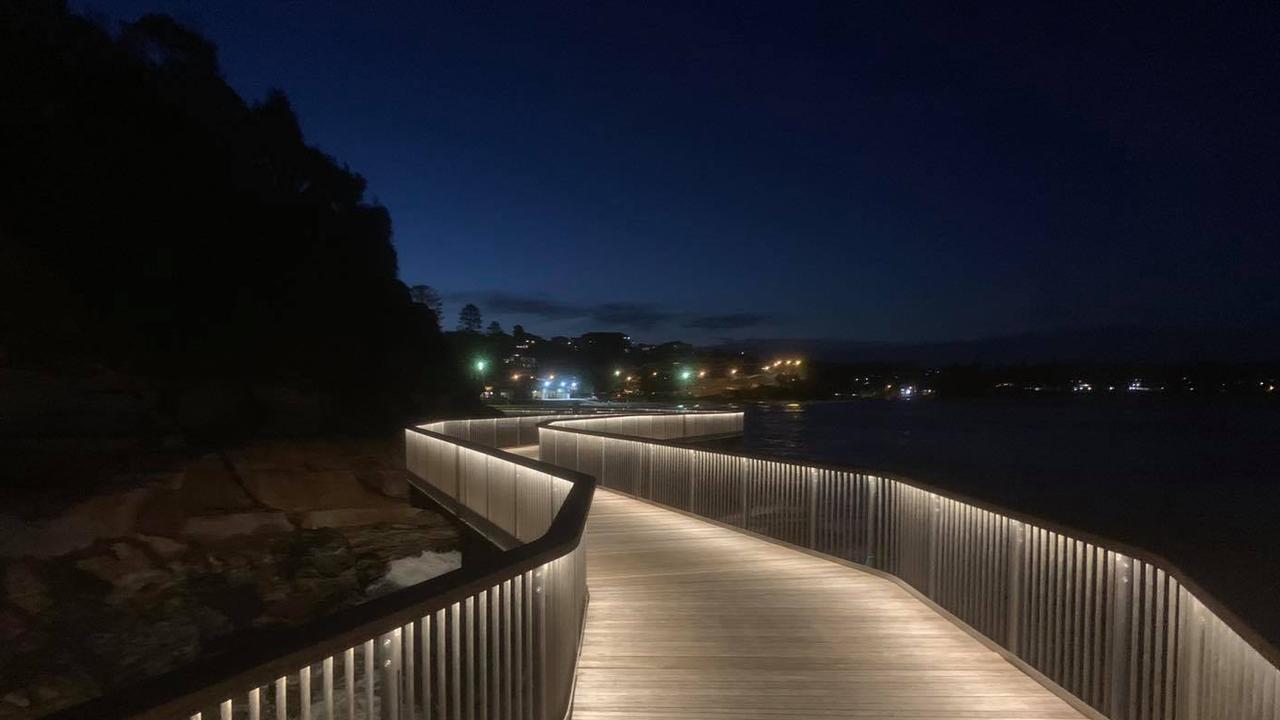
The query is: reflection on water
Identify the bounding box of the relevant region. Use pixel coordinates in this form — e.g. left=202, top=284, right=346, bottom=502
left=731, top=397, right=1280, bottom=648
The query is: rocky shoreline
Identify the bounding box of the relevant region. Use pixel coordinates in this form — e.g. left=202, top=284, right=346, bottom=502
left=0, top=439, right=461, bottom=719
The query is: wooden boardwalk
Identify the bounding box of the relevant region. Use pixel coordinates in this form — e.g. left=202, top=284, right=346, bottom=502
left=572, top=489, right=1088, bottom=719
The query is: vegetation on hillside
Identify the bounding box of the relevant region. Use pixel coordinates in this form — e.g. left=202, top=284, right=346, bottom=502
left=0, top=1, right=469, bottom=438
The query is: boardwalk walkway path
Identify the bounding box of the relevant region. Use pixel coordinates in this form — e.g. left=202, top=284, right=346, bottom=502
left=572, top=489, right=1088, bottom=719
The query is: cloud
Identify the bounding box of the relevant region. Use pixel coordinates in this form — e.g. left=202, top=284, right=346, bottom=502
left=455, top=291, right=765, bottom=333
left=682, top=313, right=772, bottom=330
left=467, top=292, right=585, bottom=319
left=590, top=303, right=678, bottom=329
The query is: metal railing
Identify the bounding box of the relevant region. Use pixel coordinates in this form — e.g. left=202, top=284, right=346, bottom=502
left=50, top=421, right=595, bottom=720
left=539, top=412, right=1280, bottom=720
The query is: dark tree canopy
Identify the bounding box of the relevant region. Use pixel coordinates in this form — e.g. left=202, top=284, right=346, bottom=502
left=457, top=304, right=482, bottom=333
left=0, top=0, right=468, bottom=435
left=410, top=284, right=443, bottom=312
left=486, top=321, right=504, bottom=336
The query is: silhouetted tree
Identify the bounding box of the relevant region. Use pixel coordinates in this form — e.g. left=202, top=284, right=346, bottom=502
left=0, top=1, right=473, bottom=435
left=409, top=284, right=441, bottom=309
left=457, top=304, right=482, bottom=333
left=486, top=321, right=503, bottom=336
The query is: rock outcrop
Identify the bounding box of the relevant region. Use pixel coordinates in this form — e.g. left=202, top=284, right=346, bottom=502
left=0, top=437, right=461, bottom=720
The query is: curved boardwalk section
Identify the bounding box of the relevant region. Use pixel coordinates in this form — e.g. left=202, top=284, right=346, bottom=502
left=575, top=490, right=1086, bottom=719
left=49, top=412, right=1277, bottom=719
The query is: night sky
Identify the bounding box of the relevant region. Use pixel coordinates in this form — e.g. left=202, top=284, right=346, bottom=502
left=77, top=1, right=1279, bottom=344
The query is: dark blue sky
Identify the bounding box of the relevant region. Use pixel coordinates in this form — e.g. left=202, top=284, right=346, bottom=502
left=78, top=1, right=1279, bottom=344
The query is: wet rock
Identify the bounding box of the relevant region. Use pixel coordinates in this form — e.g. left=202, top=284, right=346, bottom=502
left=298, top=506, right=430, bottom=529
left=134, top=489, right=185, bottom=538
left=84, top=600, right=203, bottom=682
left=343, top=520, right=458, bottom=569
left=0, top=610, right=27, bottom=643
left=4, top=563, right=49, bottom=614
left=25, top=672, right=100, bottom=715
left=179, top=454, right=256, bottom=512
left=74, top=543, right=164, bottom=593
left=0, top=434, right=461, bottom=717
left=0, top=489, right=151, bottom=558
left=366, top=551, right=462, bottom=597
left=0, top=517, right=39, bottom=561
left=137, top=534, right=187, bottom=559
left=242, top=470, right=398, bottom=513
left=359, top=469, right=411, bottom=499
left=182, top=512, right=294, bottom=544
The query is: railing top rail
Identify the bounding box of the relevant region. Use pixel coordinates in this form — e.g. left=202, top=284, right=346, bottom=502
left=49, top=425, right=596, bottom=720
left=540, top=411, right=1280, bottom=671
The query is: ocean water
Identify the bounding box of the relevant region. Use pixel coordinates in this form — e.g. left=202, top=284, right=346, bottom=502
left=732, top=397, right=1280, bottom=647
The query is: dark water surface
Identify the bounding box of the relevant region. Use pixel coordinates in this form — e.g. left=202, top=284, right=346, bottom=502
left=733, top=398, right=1280, bottom=648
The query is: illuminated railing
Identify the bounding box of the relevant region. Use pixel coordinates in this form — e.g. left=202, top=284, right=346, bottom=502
left=50, top=421, right=595, bottom=720
left=540, top=412, right=1280, bottom=720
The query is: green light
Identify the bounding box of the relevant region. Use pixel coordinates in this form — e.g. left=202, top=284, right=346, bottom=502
left=475, top=359, right=487, bottom=372
left=680, top=370, right=692, bottom=380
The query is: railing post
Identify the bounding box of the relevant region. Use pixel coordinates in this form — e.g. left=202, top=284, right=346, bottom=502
left=532, top=567, right=547, bottom=720
left=687, top=448, right=696, bottom=513
left=1109, top=553, right=1134, bottom=719
left=807, top=468, right=818, bottom=550
left=381, top=629, right=401, bottom=720
left=928, top=496, right=941, bottom=597
left=1007, top=520, right=1025, bottom=654
left=865, top=474, right=878, bottom=567
left=1176, top=588, right=1203, bottom=720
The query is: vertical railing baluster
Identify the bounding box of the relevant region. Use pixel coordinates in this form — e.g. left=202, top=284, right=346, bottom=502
left=301, top=664, right=312, bottom=720
left=381, top=630, right=400, bottom=720
left=364, top=639, right=375, bottom=720
left=275, top=676, right=287, bottom=720
left=421, top=616, right=433, bottom=720
left=346, top=647, right=357, bottom=720
left=449, top=603, right=461, bottom=720
left=323, top=657, right=334, bottom=720
left=404, top=625, right=415, bottom=720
